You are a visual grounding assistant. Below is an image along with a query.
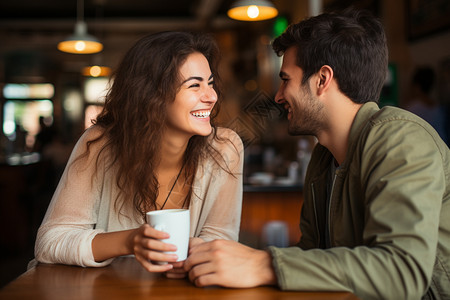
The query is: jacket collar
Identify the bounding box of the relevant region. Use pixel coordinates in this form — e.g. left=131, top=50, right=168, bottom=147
left=308, top=102, right=381, bottom=181
left=341, top=102, right=380, bottom=170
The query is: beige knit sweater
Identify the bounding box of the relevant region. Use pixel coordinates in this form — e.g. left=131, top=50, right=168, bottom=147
left=34, top=127, right=243, bottom=267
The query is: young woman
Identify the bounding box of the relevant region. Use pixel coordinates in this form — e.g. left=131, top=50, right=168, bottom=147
left=33, top=31, right=243, bottom=277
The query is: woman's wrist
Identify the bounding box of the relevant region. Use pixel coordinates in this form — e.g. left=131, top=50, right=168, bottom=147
left=124, top=229, right=137, bottom=255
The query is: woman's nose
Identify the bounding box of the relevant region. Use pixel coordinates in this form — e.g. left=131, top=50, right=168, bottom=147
left=202, top=87, right=217, bottom=103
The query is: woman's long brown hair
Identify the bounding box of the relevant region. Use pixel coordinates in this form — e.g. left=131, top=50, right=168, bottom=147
left=75, top=31, right=228, bottom=221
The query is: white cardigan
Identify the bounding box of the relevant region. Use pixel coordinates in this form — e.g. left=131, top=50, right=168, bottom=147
left=34, top=127, right=243, bottom=267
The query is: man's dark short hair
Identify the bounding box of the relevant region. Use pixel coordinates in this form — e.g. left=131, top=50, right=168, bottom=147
left=272, top=8, right=388, bottom=104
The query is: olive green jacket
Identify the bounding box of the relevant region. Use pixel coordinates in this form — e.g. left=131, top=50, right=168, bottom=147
left=269, top=102, right=450, bottom=300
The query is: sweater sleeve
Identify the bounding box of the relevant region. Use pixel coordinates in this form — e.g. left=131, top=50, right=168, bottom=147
left=269, top=119, right=446, bottom=300
left=195, top=128, right=244, bottom=242
left=35, top=127, right=114, bottom=267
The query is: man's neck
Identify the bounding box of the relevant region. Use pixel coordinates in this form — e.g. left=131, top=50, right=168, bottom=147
left=317, top=96, right=362, bottom=165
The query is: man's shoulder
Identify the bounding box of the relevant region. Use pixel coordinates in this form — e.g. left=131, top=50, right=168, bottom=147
left=356, top=105, right=450, bottom=167
left=368, top=105, right=446, bottom=143
left=355, top=103, right=438, bottom=138
left=351, top=103, right=449, bottom=164
left=371, top=105, right=425, bottom=124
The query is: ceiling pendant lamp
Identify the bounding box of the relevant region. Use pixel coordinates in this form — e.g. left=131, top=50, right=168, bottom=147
left=227, top=0, right=278, bottom=21
left=58, top=0, right=103, bottom=54
left=82, top=65, right=111, bottom=77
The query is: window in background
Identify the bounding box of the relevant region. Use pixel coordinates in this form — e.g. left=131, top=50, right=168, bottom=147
left=63, top=89, right=84, bottom=123
left=83, top=77, right=110, bottom=129
left=2, top=83, right=55, bottom=153
left=3, top=83, right=54, bottom=100
left=84, top=77, right=110, bottom=105
left=3, top=100, right=53, bottom=141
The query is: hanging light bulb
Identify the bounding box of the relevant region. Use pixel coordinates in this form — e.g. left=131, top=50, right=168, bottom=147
left=82, top=65, right=111, bottom=77
left=82, top=53, right=111, bottom=77
left=247, top=5, right=260, bottom=19
left=228, top=0, right=278, bottom=21
left=58, top=0, right=103, bottom=54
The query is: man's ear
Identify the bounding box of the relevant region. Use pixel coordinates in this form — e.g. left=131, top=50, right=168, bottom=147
left=316, top=65, right=334, bottom=95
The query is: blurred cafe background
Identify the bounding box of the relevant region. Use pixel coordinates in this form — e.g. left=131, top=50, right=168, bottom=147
left=1, top=0, right=450, bottom=288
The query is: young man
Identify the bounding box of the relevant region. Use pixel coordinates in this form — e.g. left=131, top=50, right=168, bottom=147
left=183, top=8, right=450, bottom=300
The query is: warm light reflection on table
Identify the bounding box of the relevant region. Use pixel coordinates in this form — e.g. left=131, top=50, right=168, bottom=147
left=0, top=257, right=359, bottom=300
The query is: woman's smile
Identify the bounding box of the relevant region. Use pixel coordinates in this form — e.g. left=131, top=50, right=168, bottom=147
left=190, top=110, right=211, bottom=120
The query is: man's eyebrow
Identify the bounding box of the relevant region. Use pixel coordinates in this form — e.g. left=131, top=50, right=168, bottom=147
left=181, top=74, right=214, bottom=84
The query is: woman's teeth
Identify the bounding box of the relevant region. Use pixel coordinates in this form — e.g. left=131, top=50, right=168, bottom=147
left=191, top=111, right=210, bottom=118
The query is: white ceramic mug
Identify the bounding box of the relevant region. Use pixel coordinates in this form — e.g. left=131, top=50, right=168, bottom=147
left=146, top=209, right=190, bottom=262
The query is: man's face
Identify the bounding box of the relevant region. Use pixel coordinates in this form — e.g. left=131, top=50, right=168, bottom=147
left=274, top=47, right=325, bottom=136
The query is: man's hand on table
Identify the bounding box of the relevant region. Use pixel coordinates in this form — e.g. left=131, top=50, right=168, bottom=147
left=165, top=237, right=205, bottom=279
left=183, top=240, right=277, bottom=288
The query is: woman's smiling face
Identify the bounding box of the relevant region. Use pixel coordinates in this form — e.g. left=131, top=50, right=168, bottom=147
left=165, top=52, right=217, bottom=139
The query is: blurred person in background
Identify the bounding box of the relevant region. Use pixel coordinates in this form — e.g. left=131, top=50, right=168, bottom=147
left=184, top=8, right=450, bottom=300
left=32, top=31, right=243, bottom=279
left=33, top=116, right=56, bottom=153
left=404, top=66, right=448, bottom=144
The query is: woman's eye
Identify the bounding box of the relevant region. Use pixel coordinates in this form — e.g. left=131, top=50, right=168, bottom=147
left=189, top=83, right=200, bottom=88
left=208, top=81, right=215, bottom=86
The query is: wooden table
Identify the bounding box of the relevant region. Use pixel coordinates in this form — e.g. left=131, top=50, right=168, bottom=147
left=0, top=257, right=359, bottom=300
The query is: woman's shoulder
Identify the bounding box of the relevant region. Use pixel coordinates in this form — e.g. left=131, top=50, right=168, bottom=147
left=71, top=125, right=107, bottom=156
left=76, top=125, right=106, bottom=144
left=200, top=127, right=244, bottom=173
left=81, top=125, right=104, bottom=140
left=212, top=127, right=244, bottom=152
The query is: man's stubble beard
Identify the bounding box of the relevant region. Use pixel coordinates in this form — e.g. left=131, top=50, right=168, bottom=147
left=287, top=85, right=325, bottom=137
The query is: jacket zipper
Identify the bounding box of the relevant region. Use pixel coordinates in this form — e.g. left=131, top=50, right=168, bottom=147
left=328, top=174, right=338, bottom=247
left=310, top=182, right=321, bottom=248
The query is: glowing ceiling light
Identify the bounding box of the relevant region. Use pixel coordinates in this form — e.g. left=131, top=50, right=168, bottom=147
left=228, top=0, right=278, bottom=21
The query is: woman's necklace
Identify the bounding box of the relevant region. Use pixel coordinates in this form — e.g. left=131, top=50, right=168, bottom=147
left=160, top=161, right=186, bottom=210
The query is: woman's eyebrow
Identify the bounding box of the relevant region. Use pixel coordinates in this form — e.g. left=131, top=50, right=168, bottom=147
left=181, top=74, right=214, bottom=84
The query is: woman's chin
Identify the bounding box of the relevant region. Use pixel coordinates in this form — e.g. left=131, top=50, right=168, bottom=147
left=195, top=125, right=213, bottom=137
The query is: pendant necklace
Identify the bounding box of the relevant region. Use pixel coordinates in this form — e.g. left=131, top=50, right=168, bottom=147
left=160, top=161, right=186, bottom=210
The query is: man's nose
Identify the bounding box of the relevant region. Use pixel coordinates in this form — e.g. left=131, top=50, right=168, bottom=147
left=274, top=88, right=284, bottom=104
